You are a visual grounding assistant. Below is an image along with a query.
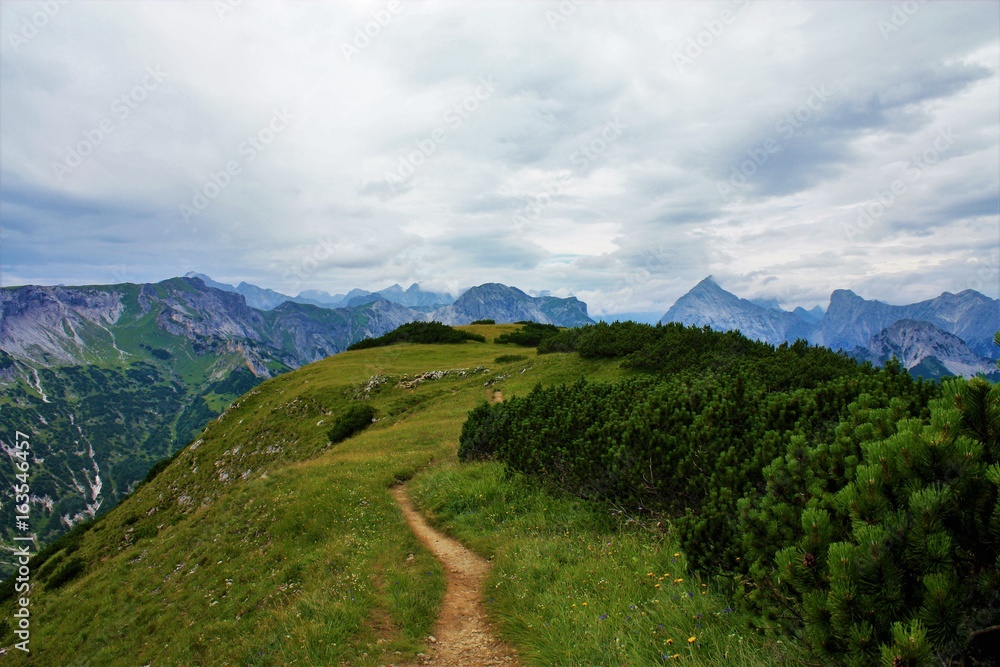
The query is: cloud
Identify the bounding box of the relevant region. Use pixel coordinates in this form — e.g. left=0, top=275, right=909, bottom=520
left=1, top=0, right=997, bottom=310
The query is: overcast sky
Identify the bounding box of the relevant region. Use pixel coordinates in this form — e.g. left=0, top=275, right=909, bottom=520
left=1, top=0, right=997, bottom=315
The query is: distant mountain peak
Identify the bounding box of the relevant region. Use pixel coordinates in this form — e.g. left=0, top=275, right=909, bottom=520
left=853, top=319, right=997, bottom=380
left=661, top=277, right=998, bottom=373
left=662, top=278, right=811, bottom=345
left=435, top=283, right=592, bottom=326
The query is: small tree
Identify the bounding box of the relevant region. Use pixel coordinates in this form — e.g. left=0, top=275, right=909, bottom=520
left=327, top=404, right=376, bottom=444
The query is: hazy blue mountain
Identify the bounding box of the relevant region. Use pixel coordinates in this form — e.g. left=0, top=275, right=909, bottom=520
left=793, top=305, right=825, bottom=324
left=816, top=288, right=999, bottom=359
left=660, top=277, right=813, bottom=345
left=432, top=283, right=594, bottom=326
left=749, top=297, right=783, bottom=311
left=295, top=288, right=345, bottom=306
left=377, top=283, right=454, bottom=308
left=851, top=319, right=998, bottom=380
left=185, top=273, right=455, bottom=311
left=660, top=277, right=999, bottom=377
left=184, top=272, right=297, bottom=311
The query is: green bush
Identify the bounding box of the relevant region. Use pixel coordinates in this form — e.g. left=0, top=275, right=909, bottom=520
left=45, top=556, right=85, bottom=590
left=327, top=404, right=377, bottom=444
left=470, top=318, right=495, bottom=324
left=536, top=327, right=581, bottom=354
left=494, top=354, right=528, bottom=364
left=457, top=402, right=500, bottom=462
left=455, top=322, right=974, bottom=664
left=494, top=322, right=559, bottom=347
left=740, top=378, right=999, bottom=665
left=348, top=321, right=485, bottom=350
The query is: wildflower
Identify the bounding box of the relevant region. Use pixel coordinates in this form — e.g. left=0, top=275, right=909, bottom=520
left=688, top=636, right=697, bottom=643
left=666, top=638, right=673, bottom=645
left=674, top=553, right=680, bottom=557
left=674, top=578, right=684, bottom=584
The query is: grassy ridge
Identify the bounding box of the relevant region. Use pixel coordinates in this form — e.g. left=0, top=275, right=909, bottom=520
left=2, top=325, right=782, bottom=665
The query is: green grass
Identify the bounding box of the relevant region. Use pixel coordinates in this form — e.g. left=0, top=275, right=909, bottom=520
left=0, top=325, right=791, bottom=665
left=408, top=462, right=787, bottom=666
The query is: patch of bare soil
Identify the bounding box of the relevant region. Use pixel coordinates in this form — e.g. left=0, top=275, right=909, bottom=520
left=390, top=486, right=520, bottom=667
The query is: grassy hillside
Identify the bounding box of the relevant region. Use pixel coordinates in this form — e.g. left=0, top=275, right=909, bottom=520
left=5, top=325, right=696, bottom=665
left=9, top=322, right=975, bottom=665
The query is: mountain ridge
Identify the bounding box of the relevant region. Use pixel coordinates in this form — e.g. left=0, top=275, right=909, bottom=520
left=184, top=272, right=455, bottom=311
left=661, top=276, right=999, bottom=377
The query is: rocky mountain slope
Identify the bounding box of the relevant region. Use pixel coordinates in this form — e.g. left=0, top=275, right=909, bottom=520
left=0, top=277, right=593, bottom=563
left=432, top=283, right=594, bottom=326
left=816, top=287, right=998, bottom=359
left=660, top=277, right=813, bottom=346
left=852, top=319, right=997, bottom=380
left=661, top=277, right=999, bottom=377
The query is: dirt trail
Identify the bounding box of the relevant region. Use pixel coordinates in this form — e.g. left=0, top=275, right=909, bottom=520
left=391, top=486, right=520, bottom=667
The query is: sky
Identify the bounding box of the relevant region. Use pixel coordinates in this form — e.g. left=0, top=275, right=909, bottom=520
left=1, top=0, right=998, bottom=317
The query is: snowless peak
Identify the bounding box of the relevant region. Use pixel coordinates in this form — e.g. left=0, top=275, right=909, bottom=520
left=693, top=275, right=721, bottom=290
left=829, top=288, right=863, bottom=304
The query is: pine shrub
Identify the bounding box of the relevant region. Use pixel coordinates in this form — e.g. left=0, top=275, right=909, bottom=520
left=327, top=404, right=377, bottom=444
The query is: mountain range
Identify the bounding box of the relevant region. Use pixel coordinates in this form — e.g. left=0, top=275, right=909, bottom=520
left=0, top=276, right=592, bottom=564
left=184, top=272, right=455, bottom=311
left=2, top=270, right=995, bottom=569
left=661, top=277, right=998, bottom=379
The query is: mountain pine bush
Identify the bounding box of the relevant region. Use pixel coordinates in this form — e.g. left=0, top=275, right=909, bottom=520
left=327, top=404, right=376, bottom=444
left=742, top=378, right=999, bottom=665
left=456, top=321, right=999, bottom=664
